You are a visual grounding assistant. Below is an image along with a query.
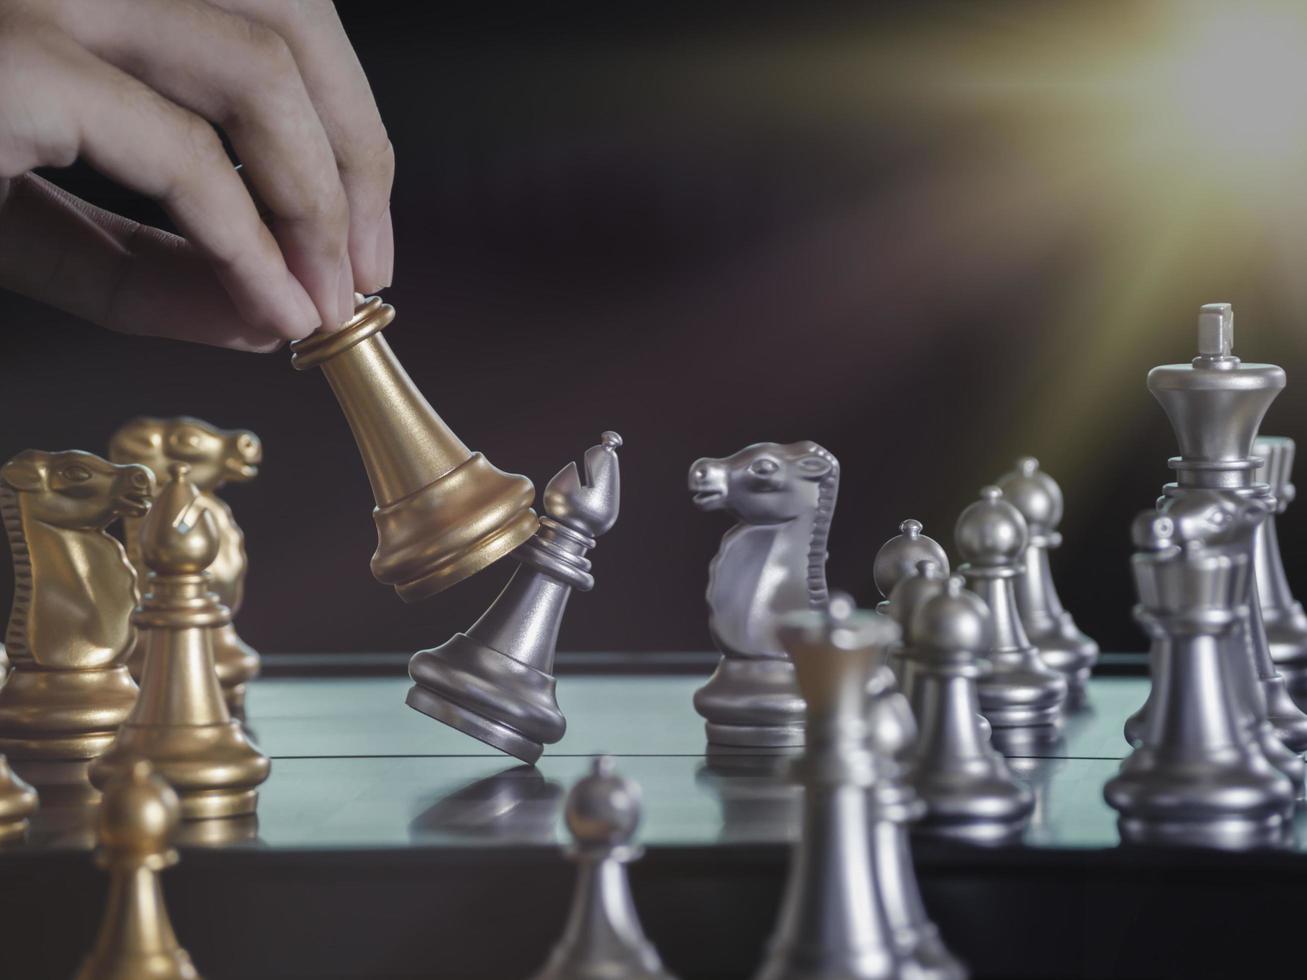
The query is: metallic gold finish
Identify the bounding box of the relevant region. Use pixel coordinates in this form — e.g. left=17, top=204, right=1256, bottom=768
left=0, top=450, right=151, bottom=768
left=110, top=417, right=263, bottom=711
left=89, top=466, right=270, bottom=820
left=289, top=294, right=538, bottom=600
left=0, top=755, right=37, bottom=842
left=76, top=760, right=201, bottom=980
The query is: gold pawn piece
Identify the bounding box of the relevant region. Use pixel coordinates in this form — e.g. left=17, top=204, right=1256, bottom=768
left=290, top=294, right=539, bottom=600
left=0, top=755, right=37, bottom=842
left=76, top=760, right=201, bottom=980
left=110, top=417, right=263, bottom=712
left=0, top=450, right=151, bottom=784
left=89, top=465, right=269, bottom=820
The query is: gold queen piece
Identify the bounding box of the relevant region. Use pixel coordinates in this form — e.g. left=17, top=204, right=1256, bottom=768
left=0, top=450, right=152, bottom=781
left=89, top=464, right=270, bottom=820
left=289, top=294, right=539, bottom=600
left=110, top=417, right=263, bottom=711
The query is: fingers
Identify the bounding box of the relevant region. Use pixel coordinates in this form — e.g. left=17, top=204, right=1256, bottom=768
left=50, top=0, right=355, bottom=329
left=210, top=0, right=395, bottom=293
left=0, top=175, right=287, bottom=352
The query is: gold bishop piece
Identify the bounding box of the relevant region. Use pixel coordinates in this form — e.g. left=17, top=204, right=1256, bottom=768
left=110, top=417, right=263, bottom=712
left=75, top=760, right=201, bottom=980
left=289, top=294, right=539, bottom=600
left=0, top=450, right=151, bottom=789
left=89, top=464, right=270, bottom=820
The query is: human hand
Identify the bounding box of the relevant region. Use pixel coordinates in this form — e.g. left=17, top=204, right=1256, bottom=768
left=0, top=0, right=393, bottom=351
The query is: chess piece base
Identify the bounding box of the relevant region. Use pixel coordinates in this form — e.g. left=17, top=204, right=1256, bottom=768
left=694, top=658, right=805, bottom=749
left=90, top=722, right=269, bottom=820
left=406, top=684, right=544, bottom=766
left=0, top=667, right=138, bottom=761
left=1262, top=673, right=1307, bottom=752
left=1028, top=632, right=1092, bottom=705
left=407, top=634, right=565, bottom=765
left=1266, top=614, right=1307, bottom=699
left=1105, top=757, right=1293, bottom=850
left=909, top=775, right=1033, bottom=846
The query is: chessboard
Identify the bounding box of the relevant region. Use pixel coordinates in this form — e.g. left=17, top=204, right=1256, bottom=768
left=0, top=653, right=1300, bottom=980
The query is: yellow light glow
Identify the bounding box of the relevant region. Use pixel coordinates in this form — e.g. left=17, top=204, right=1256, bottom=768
left=1147, top=5, right=1307, bottom=180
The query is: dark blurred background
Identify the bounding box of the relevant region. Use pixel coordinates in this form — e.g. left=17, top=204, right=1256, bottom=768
left=4, top=1, right=1307, bottom=657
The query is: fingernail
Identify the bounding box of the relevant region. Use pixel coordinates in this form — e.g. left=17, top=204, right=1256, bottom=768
left=374, top=206, right=394, bottom=289
left=336, top=255, right=355, bottom=327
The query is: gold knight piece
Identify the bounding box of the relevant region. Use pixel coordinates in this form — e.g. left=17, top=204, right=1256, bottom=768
left=89, top=464, right=269, bottom=820
left=75, top=760, right=201, bottom=980
left=110, top=417, right=262, bottom=711
left=0, top=450, right=152, bottom=776
left=290, top=294, right=539, bottom=600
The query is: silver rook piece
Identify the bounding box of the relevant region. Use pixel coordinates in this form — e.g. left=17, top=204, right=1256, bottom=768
left=1253, top=436, right=1307, bottom=701
left=528, top=756, right=677, bottom=980
left=407, top=432, right=622, bottom=764
left=689, top=442, right=839, bottom=751
left=754, top=595, right=963, bottom=980
left=956, top=486, right=1067, bottom=753
left=996, top=458, right=1098, bottom=704
left=1104, top=512, right=1294, bottom=848
left=1147, top=304, right=1307, bottom=756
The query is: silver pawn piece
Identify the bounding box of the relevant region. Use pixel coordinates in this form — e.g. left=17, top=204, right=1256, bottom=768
left=754, top=594, right=964, bottom=980
left=529, top=756, right=676, bottom=980
left=874, top=520, right=950, bottom=698
left=1104, top=512, right=1294, bottom=848
left=996, top=458, right=1098, bottom=705
left=904, top=577, right=1033, bottom=845
left=956, top=487, right=1067, bottom=753
left=1148, top=304, right=1307, bottom=754
left=1253, top=436, right=1307, bottom=701
left=688, top=442, right=840, bottom=751
left=407, top=432, right=623, bottom=764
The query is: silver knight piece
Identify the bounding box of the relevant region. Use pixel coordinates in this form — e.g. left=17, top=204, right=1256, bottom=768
left=904, top=577, right=1033, bottom=845
left=996, top=458, right=1098, bottom=704
left=689, top=442, right=839, bottom=751
left=956, top=487, right=1067, bottom=753
left=1147, top=304, right=1307, bottom=756
left=754, top=596, right=964, bottom=980
left=407, top=432, right=622, bottom=765
left=1253, top=436, right=1307, bottom=700
left=1104, top=512, right=1294, bottom=848
left=528, top=756, right=677, bottom=980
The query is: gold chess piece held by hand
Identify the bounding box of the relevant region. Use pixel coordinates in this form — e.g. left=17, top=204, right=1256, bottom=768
left=0, top=450, right=151, bottom=773
left=110, top=417, right=263, bottom=712
left=76, top=760, right=201, bottom=980
left=89, top=464, right=270, bottom=820
left=290, top=294, right=538, bottom=600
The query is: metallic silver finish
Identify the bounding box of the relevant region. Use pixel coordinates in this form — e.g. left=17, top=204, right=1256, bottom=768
left=407, top=433, right=623, bottom=764
left=1104, top=512, right=1294, bottom=848
left=1147, top=306, right=1307, bottom=758
left=956, top=487, right=1067, bottom=753
left=874, top=520, right=950, bottom=607
left=875, top=522, right=950, bottom=704
left=879, top=559, right=951, bottom=754
left=904, top=577, right=1033, bottom=845
left=689, top=442, right=840, bottom=750
left=1253, top=436, right=1307, bottom=699
left=529, top=756, right=677, bottom=980
left=996, top=458, right=1098, bottom=704
left=754, top=595, right=964, bottom=980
